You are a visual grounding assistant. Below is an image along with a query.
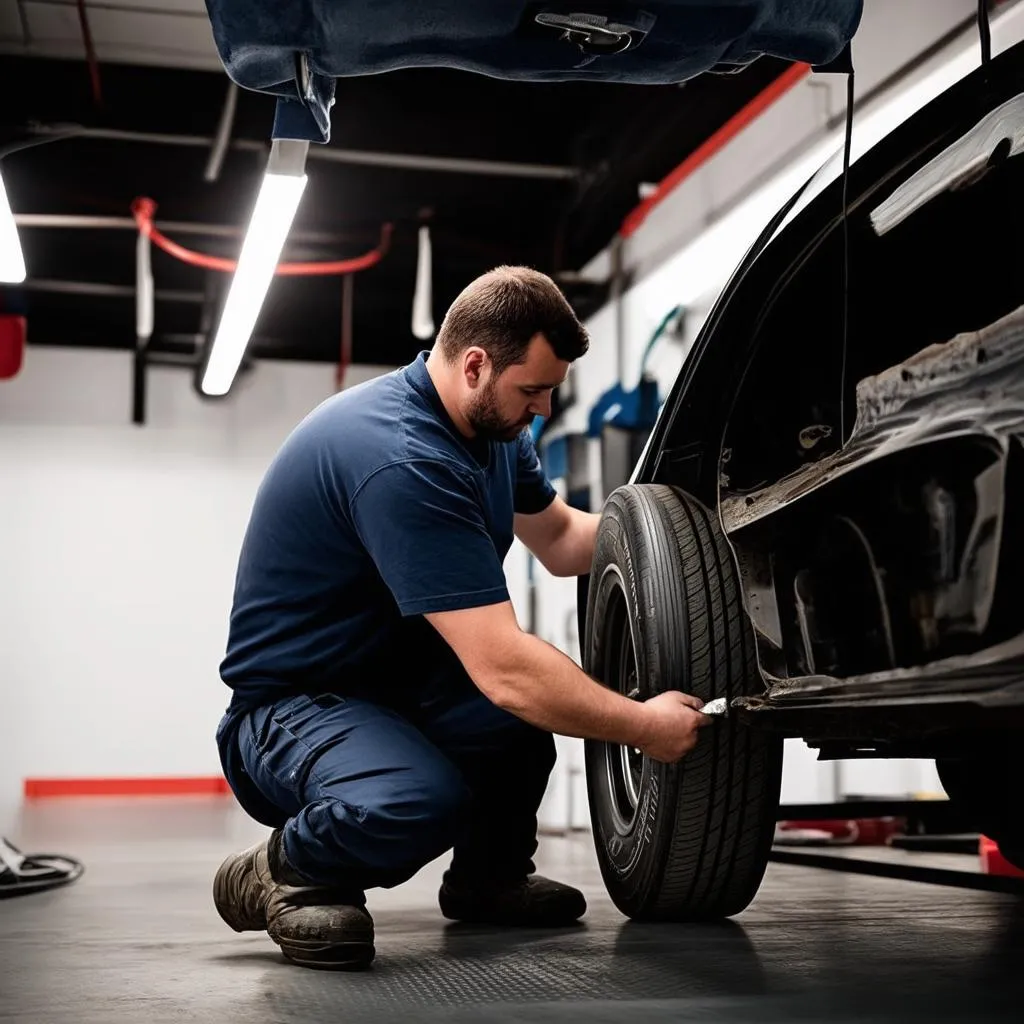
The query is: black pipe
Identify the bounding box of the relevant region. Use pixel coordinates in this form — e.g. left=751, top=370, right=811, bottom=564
left=132, top=341, right=147, bottom=425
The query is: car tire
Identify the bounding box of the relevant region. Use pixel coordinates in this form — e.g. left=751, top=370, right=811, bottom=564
left=583, top=484, right=782, bottom=920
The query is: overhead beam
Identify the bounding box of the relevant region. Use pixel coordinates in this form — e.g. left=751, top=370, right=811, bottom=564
left=309, top=144, right=578, bottom=180
left=13, top=276, right=204, bottom=303
left=20, top=1, right=209, bottom=19
left=13, top=212, right=359, bottom=246
left=25, top=123, right=580, bottom=181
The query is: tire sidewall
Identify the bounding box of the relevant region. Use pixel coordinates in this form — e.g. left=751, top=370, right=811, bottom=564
left=584, top=495, right=677, bottom=905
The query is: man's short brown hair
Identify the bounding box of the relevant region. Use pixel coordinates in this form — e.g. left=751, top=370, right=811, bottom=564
left=436, top=266, right=590, bottom=374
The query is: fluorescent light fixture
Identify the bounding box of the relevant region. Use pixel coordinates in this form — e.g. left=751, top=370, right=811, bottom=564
left=201, top=139, right=308, bottom=396
left=411, top=224, right=434, bottom=339
left=0, top=169, right=26, bottom=284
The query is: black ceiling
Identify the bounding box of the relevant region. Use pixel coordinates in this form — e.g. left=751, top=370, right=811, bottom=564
left=0, top=49, right=790, bottom=370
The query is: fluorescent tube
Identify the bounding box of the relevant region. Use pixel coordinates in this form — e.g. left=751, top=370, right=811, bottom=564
left=0, top=170, right=26, bottom=284
left=412, top=224, right=434, bottom=339
left=201, top=140, right=308, bottom=396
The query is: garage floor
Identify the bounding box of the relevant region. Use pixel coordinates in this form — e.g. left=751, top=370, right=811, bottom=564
left=2, top=798, right=1022, bottom=1023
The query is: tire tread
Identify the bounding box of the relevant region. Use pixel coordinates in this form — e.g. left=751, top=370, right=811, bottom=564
left=589, top=484, right=782, bottom=921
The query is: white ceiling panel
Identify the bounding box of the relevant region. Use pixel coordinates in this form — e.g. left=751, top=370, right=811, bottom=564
left=0, top=0, right=221, bottom=71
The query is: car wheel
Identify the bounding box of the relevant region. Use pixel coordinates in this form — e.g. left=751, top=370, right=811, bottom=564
left=583, top=484, right=783, bottom=920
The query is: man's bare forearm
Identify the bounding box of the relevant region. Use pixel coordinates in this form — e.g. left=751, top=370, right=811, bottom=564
left=546, top=509, right=601, bottom=577
left=485, top=630, right=647, bottom=745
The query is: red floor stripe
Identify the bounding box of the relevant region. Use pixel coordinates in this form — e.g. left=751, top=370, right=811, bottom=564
left=24, top=776, right=231, bottom=798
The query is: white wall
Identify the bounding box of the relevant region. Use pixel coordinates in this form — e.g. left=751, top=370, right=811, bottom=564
left=0, top=347, right=391, bottom=806
left=532, top=560, right=591, bottom=828
left=0, top=345, right=578, bottom=828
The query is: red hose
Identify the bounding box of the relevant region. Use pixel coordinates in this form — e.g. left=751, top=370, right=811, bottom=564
left=336, top=274, right=353, bottom=391
left=131, top=198, right=392, bottom=276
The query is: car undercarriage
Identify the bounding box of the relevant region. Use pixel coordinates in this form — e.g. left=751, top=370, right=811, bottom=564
left=723, top=302, right=1024, bottom=750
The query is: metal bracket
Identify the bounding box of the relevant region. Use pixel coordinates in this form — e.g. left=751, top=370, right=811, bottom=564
left=268, top=138, right=310, bottom=177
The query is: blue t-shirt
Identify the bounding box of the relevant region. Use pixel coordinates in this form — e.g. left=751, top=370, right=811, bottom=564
left=220, top=352, right=556, bottom=710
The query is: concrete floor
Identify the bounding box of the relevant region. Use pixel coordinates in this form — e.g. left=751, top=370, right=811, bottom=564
left=1, top=797, right=1023, bottom=1023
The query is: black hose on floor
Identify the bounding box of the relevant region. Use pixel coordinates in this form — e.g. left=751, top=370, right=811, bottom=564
left=0, top=836, right=84, bottom=898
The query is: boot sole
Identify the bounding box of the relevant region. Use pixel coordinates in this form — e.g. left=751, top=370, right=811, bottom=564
left=212, top=854, right=266, bottom=932
left=278, top=937, right=376, bottom=971
left=439, top=891, right=587, bottom=927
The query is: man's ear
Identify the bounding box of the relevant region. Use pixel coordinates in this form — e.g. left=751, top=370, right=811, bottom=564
left=463, top=347, right=488, bottom=388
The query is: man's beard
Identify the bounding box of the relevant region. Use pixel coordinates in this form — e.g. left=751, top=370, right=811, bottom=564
left=467, top=379, right=529, bottom=442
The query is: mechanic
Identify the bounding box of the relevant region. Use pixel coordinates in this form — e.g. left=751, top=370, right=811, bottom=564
left=212, top=265, right=710, bottom=970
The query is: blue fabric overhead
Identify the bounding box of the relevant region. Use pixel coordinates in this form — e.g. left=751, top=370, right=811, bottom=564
left=203, top=1, right=864, bottom=142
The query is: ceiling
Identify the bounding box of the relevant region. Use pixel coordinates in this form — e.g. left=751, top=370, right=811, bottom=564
left=0, top=0, right=792, bottom=372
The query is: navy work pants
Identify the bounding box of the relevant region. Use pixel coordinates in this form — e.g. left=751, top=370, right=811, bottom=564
left=216, top=673, right=556, bottom=901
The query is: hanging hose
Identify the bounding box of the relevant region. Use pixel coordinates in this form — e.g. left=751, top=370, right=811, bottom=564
left=130, top=198, right=393, bottom=277
left=639, top=304, right=684, bottom=379
left=0, top=836, right=84, bottom=898
left=978, top=0, right=993, bottom=65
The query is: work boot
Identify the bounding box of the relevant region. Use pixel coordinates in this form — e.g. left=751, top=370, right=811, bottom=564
left=213, top=830, right=374, bottom=970
left=439, top=874, right=587, bottom=927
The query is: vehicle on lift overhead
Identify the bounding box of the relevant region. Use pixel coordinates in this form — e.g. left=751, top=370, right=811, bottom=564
left=582, top=36, right=1024, bottom=922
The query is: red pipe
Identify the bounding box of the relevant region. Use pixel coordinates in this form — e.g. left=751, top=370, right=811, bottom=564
left=621, top=61, right=811, bottom=238
left=336, top=274, right=353, bottom=390
left=75, top=0, right=103, bottom=107
left=131, top=198, right=392, bottom=276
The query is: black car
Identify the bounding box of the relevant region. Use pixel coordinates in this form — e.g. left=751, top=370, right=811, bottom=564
left=582, top=32, right=1024, bottom=921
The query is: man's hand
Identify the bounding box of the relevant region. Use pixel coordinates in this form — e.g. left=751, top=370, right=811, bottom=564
left=635, top=692, right=712, bottom=763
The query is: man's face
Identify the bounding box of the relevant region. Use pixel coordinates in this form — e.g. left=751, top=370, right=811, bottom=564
left=466, top=334, right=570, bottom=442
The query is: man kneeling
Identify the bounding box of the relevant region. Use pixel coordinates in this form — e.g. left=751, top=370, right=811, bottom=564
left=212, top=267, right=709, bottom=969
